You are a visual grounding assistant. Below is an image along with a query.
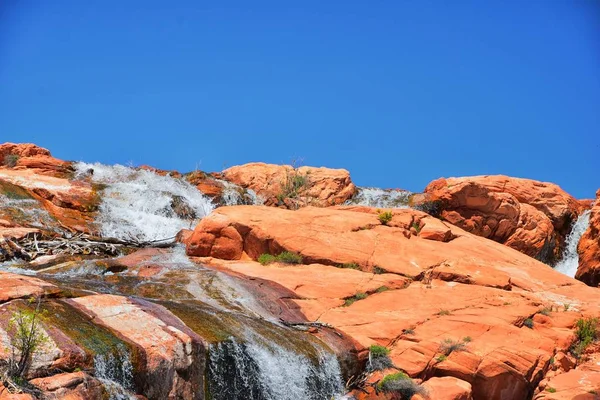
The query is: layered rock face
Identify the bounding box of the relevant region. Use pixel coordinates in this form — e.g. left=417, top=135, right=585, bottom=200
left=187, top=205, right=600, bottom=400
left=424, top=175, right=585, bottom=264
left=576, top=189, right=600, bottom=286
left=221, top=162, right=357, bottom=208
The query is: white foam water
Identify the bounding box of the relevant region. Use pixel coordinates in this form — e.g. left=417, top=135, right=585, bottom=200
left=94, top=345, right=137, bottom=400
left=208, top=333, right=344, bottom=400
left=346, top=187, right=412, bottom=209
left=74, top=162, right=215, bottom=242
left=554, top=210, right=592, bottom=277
left=216, top=179, right=264, bottom=206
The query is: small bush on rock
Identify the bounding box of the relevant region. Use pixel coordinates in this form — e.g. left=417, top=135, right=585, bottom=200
left=338, top=262, right=360, bottom=270
left=438, top=338, right=467, bottom=356
left=368, top=345, right=392, bottom=371
left=276, top=251, right=303, bottom=264
left=258, top=254, right=276, bottom=265
left=258, top=251, right=303, bottom=265
left=377, top=372, right=427, bottom=399
left=523, top=318, right=534, bottom=329
left=378, top=210, right=393, bottom=225
left=3, top=154, right=19, bottom=168
left=570, top=317, right=599, bottom=359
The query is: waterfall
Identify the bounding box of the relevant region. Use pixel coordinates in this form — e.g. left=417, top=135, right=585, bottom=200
left=554, top=210, right=591, bottom=277
left=207, top=335, right=344, bottom=400
left=346, top=187, right=412, bottom=208
left=217, top=179, right=265, bottom=206
left=74, top=162, right=215, bottom=242
left=93, top=344, right=137, bottom=400
left=0, top=195, right=61, bottom=232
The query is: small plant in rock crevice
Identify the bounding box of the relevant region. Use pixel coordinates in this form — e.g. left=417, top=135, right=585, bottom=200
left=377, top=210, right=393, bottom=225
left=368, top=345, right=393, bottom=371
left=373, top=266, right=386, bottom=274
left=343, top=292, right=368, bottom=307
left=275, top=162, right=311, bottom=207
left=438, top=338, right=467, bottom=356
left=377, top=372, right=427, bottom=399
left=337, top=262, right=360, bottom=270
left=523, top=318, right=534, bottom=329
left=539, top=306, right=552, bottom=316
left=569, top=317, right=599, bottom=359
left=437, top=309, right=451, bottom=316
left=3, top=154, right=19, bottom=168
left=258, top=251, right=303, bottom=265
left=411, top=222, right=422, bottom=234
left=1, top=297, right=49, bottom=396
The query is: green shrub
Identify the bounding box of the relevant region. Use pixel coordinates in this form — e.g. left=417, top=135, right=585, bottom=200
left=375, top=286, right=389, bottom=293
left=369, top=344, right=390, bottom=357
left=438, top=338, right=467, bottom=356
left=539, top=306, right=552, bottom=316
left=575, top=317, right=598, bottom=342
left=369, top=345, right=393, bottom=371
left=373, top=266, right=386, bottom=274
left=437, top=309, right=451, bottom=316
left=7, top=299, right=49, bottom=378
left=570, top=317, right=599, bottom=358
left=546, top=387, right=556, bottom=393
left=563, top=303, right=571, bottom=311
left=258, top=254, right=276, bottom=265
left=338, top=262, right=360, bottom=270
left=377, top=372, right=427, bottom=399
left=411, top=222, right=421, bottom=233
left=523, top=318, right=534, bottom=329
left=463, top=336, right=472, bottom=343
left=402, top=327, right=415, bottom=335
left=3, top=154, right=19, bottom=168
left=378, top=210, right=393, bottom=225
left=258, top=251, right=303, bottom=265
left=276, top=167, right=310, bottom=205
left=276, top=251, right=303, bottom=264
left=436, top=354, right=447, bottom=362
left=343, top=292, right=368, bottom=307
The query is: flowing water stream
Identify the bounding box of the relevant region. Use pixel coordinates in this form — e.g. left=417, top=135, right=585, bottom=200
left=346, top=187, right=412, bottom=208
left=1, top=164, right=346, bottom=399
left=554, top=210, right=591, bottom=277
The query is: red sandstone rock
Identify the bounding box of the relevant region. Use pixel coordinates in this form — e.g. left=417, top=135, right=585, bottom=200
left=576, top=189, right=600, bottom=286
left=424, top=175, right=583, bottom=262
left=0, top=169, right=98, bottom=232
left=0, top=143, right=51, bottom=163
left=0, top=272, right=61, bottom=302
left=186, top=205, right=600, bottom=400
left=221, top=162, right=356, bottom=207
left=415, top=376, right=473, bottom=400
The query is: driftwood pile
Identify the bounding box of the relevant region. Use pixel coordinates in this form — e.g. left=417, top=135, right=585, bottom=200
left=0, top=232, right=176, bottom=263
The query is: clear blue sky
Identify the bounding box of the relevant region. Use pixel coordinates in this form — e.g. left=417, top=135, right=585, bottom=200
left=1, top=1, right=599, bottom=198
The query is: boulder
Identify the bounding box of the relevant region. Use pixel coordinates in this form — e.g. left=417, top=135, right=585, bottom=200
left=416, top=376, right=473, bottom=400
left=0, top=143, right=51, bottom=166
left=576, top=189, right=600, bottom=286
left=221, top=162, right=356, bottom=208
left=424, top=175, right=584, bottom=263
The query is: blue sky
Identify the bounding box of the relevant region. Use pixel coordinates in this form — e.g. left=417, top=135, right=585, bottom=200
left=1, top=1, right=599, bottom=198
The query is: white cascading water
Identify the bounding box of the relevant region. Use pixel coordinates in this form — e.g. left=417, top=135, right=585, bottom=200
left=346, top=187, right=412, bottom=208
left=74, top=162, right=215, bottom=242
left=208, top=333, right=344, bottom=400
left=94, top=345, right=137, bottom=400
left=217, top=179, right=264, bottom=206
left=0, top=195, right=59, bottom=231
left=554, top=210, right=592, bottom=277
